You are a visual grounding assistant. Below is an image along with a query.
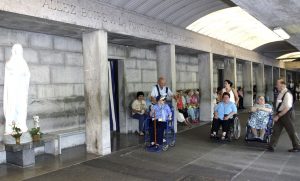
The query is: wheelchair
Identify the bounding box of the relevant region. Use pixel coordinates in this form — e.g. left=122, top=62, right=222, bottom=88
left=144, top=106, right=176, bottom=152
left=210, top=114, right=241, bottom=141
left=245, top=113, right=273, bottom=143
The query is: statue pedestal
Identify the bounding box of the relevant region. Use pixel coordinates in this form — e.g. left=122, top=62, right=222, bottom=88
left=3, top=132, right=32, bottom=145
left=5, top=142, right=35, bottom=167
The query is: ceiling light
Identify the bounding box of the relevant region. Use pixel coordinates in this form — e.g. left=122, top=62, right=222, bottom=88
left=277, top=52, right=300, bottom=60
left=273, top=27, right=290, bottom=40
left=186, top=7, right=283, bottom=50
left=281, top=59, right=295, bottom=62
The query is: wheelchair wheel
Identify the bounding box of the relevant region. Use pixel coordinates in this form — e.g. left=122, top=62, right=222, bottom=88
left=169, top=140, right=175, bottom=147
left=162, top=145, right=169, bottom=151
left=233, top=117, right=241, bottom=140
left=266, top=135, right=271, bottom=144
left=144, top=130, right=151, bottom=147
left=245, top=126, right=249, bottom=141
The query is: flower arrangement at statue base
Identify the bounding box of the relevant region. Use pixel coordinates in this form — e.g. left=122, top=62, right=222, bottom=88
left=29, top=127, right=41, bottom=142
left=11, top=121, right=23, bottom=145
left=30, top=116, right=42, bottom=142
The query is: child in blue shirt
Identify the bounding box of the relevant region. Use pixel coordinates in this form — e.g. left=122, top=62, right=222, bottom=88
left=149, top=95, right=172, bottom=146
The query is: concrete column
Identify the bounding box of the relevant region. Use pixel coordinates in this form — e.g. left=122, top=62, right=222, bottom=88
left=264, top=66, right=273, bottom=103
left=243, top=61, right=253, bottom=107
left=83, top=30, right=111, bottom=155
left=280, top=68, right=286, bottom=81
left=198, top=52, right=213, bottom=121
left=273, top=67, right=280, bottom=85
left=224, top=57, right=237, bottom=89
left=118, top=60, right=128, bottom=133
left=156, top=44, right=177, bottom=131
left=256, top=63, right=265, bottom=97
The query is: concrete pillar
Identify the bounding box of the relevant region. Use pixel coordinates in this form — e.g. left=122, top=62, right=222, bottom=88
left=280, top=68, right=286, bottom=81
left=243, top=61, right=253, bottom=107
left=117, top=61, right=128, bottom=133
left=198, top=52, right=213, bottom=121
left=256, top=63, right=265, bottom=97
left=82, top=30, right=111, bottom=155
left=156, top=44, right=177, bottom=131
left=273, top=67, right=280, bottom=85
left=224, top=57, right=237, bottom=89
left=264, top=66, right=273, bottom=103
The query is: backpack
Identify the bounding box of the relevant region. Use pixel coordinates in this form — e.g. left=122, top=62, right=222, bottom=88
left=156, top=85, right=168, bottom=97
left=276, top=90, right=293, bottom=113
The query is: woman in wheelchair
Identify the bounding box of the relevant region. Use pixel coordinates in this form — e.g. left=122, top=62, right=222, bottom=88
left=149, top=95, right=172, bottom=147
left=248, top=96, right=272, bottom=140
left=211, top=92, right=237, bottom=140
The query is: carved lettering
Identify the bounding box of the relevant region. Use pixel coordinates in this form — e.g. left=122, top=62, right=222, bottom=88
left=40, top=0, right=193, bottom=45
left=70, top=5, right=76, bottom=14
left=42, top=0, right=77, bottom=15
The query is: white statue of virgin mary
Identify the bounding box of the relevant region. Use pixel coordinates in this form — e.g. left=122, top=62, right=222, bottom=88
left=3, top=44, right=30, bottom=135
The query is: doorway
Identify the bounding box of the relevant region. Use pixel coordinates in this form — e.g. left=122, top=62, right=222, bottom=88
left=108, top=59, right=120, bottom=132
left=218, top=69, right=224, bottom=88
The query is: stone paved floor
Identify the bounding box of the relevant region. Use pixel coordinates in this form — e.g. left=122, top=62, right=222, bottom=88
left=1, top=105, right=300, bottom=181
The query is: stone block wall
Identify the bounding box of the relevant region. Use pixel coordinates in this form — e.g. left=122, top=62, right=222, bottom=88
left=176, top=54, right=199, bottom=90
left=0, top=27, right=84, bottom=141
left=213, top=59, right=224, bottom=90
left=108, top=44, right=157, bottom=95
left=236, top=63, right=243, bottom=88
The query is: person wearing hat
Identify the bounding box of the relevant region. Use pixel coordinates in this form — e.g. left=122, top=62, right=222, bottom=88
left=149, top=95, right=172, bottom=146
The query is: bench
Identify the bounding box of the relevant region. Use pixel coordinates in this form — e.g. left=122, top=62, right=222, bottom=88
left=49, top=128, right=85, bottom=154
left=33, top=127, right=85, bottom=155
left=0, top=143, right=5, bottom=164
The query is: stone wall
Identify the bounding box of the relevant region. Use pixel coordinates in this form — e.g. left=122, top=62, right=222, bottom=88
left=108, top=44, right=158, bottom=95
left=236, top=63, right=243, bottom=88
left=213, top=59, right=224, bottom=90
left=126, top=48, right=157, bottom=94
left=0, top=27, right=84, bottom=141
left=176, top=54, right=199, bottom=90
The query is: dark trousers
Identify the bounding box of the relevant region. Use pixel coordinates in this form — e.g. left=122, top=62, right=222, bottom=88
left=149, top=120, right=166, bottom=145
left=211, top=118, right=230, bottom=135
left=296, top=92, right=300, bottom=100
left=178, top=109, right=188, bottom=118
left=238, top=96, right=244, bottom=109
left=132, top=113, right=147, bottom=132
left=270, top=110, right=300, bottom=149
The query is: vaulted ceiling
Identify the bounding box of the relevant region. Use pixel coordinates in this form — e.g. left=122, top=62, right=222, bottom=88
left=96, top=0, right=299, bottom=59
left=96, top=0, right=234, bottom=28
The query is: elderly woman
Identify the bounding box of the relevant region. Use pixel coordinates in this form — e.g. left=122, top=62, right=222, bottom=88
left=132, top=91, right=148, bottom=136
left=249, top=96, right=272, bottom=140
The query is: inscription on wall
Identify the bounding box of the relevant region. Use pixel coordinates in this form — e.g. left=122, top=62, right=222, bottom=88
left=41, top=0, right=194, bottom=45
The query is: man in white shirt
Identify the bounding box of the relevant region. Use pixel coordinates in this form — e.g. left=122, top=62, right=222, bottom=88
left=150, top=77, right=175, bottom=104
left=267, top=79, right=300, bottom=152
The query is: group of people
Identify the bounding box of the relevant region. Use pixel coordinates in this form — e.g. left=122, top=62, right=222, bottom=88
left=212, top=79, right=300, bottom=152
left=211, top=80, right=239, bottom=140
left=131, top=76, right=300, bottom=152
left=176, top=89, right=200, bottom=127
left=131, top=77, right=174, bottom=146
